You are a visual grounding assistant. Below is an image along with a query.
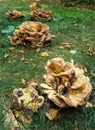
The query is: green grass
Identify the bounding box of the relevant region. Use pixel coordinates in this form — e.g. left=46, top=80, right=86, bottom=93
left=0, top=0, right=95, bottom=129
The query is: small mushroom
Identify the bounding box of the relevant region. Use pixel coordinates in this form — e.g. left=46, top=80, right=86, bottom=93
left=6, top=10, right=25, bottom=20
left=30, top=8, right=52, bottom=21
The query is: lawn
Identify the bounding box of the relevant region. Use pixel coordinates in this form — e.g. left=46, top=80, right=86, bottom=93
left=0, top=0, right=95, bottom=130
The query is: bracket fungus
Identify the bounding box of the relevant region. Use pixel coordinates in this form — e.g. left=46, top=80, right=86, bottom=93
left=10, top=21, right=52, bottom=48
left=13, top=82, right=44, bottom=112
left=6, top=10, right=25, bottom=20
left=31, top=9, right=52, bottom=21
left=41, top=58, right=92, bottom=108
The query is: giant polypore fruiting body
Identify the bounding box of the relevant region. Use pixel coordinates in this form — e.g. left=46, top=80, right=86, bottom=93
left=31, top=8, right=52, bottom=21
left=10, top=21, right=52, bottom=48
left=41, top=58, right=92, bottom=108
left=13, top=82, right=44, bottom=112
left=6, top=10, right=25, bottom=20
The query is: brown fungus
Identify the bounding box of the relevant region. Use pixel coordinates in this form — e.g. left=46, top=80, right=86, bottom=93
left=10, top=21, right=52, bottom=48
left=30, top=8, right=52, bottom=21
left=13, top=82, right=44, bottom=112
left=6, top=10, right=25, bottom=20
left=40, top=58, right=92, bottom=108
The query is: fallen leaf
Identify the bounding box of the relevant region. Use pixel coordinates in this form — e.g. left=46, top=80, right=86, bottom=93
left=52, top=35, right=56, bottom=38
left=46, top=108, right=60, bottom=120
left=21, top=78, right=26, bottom=85
left=41, top=52, right=49, bottom=57
left=21, top=56, right=25, bottom=61
left=19, top=114, right=32, bottom=124
left=19, top=50, right=24, bottom=53
left=70, top=50, right=76, bottom=54
left=36, top=48, right=41, bottom=53
left=86, top=46, right=95, bottom=57
left=59, top=42, right=71, bottom=49
left=4, top=53, right=9, bottom=58
left=9, top=47, right=15, bottom=52
left=4, top=109, right=19, bottom=130
left=15, top=111, right=32, bottom=124
left=8, top=60, right=16, bottom=64
left=85, top=102, right=93, bottom=108
left=24, top=61, right=29, bottom=64
left=84, top=67, right=87, bottom=72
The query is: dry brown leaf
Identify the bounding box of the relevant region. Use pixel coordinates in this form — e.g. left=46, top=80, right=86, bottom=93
left=21, top=56, right=25, bottom=61
left=46, top=108, right=60, bottom=120
left=24, top=61, right=29, bottom=64
left=41, top=52, right=49, bottom=56
left=29, top=3, right=37, bottom=9
left=85, top=102, right=93, bottom=108
left=19, top=114, right=32, bottom=124
left=36, top=48, right=41, bottom=53
left=70, top=50, right=76, bottom=54
left=75, top=127, right=79, bottom=130
left=21, top=78, right=26, bottom=85
left=9, top=47, right=15, bottom=52
left=15, top=111, right=32, bottom=124
left=86, top=46, right=95, bottom=57
left=60, top=42, right=71, bottom=48
left=4, top=109, right=19, bottom=130
left=8, top=60, right=16, bottom=64
left=4, top=53, right=9, bottom=58
left=19, top=50, right=24, bottom=53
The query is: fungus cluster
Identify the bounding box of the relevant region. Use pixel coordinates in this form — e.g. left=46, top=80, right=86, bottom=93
left=6, top=10, right=25, bottom=20
left=41, top=58, right=92, bottom=108
left=13, top=82, right=44, bottom=112
left=29, top=3, right=40, bottom=9
left=10, top=21, right=52, bottom=48
left=31, top=9, right=52, bottom=21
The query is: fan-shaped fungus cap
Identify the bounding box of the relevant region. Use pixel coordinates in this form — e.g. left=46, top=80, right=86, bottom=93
left=10, top=21, right=52, bottom=48
left=41, top=57, right=92, bottom=108
left=31, top=8, right=52, bottom=21
left=13, top=82, right=44, bottom=112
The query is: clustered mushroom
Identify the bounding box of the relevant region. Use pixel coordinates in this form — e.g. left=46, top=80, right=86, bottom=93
left=31, top=8, right=52, bottom=21
left=10, top=21, right=52, bottom=48
left=6, top=10, right=25, bottom=20
left=41, top=57, right=92, bottom=108
left=29, top=3, right=40, bottom=10
left=13, top=82, right=44, bottom=112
